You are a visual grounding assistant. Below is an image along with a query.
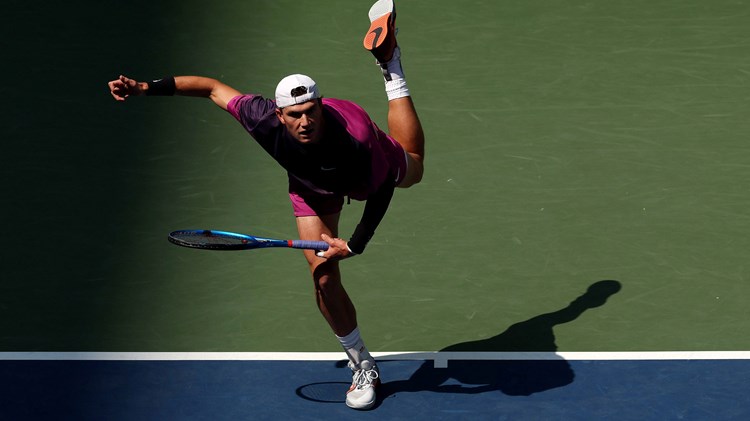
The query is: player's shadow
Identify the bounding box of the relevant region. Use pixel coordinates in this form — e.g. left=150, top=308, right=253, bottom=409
left=379, top=279, right=622, bottom=400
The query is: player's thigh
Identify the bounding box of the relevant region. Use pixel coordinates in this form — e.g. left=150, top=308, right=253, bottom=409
left=296, top=212, right=340, bottom=238
left=296, top=213, right=341, bottom=267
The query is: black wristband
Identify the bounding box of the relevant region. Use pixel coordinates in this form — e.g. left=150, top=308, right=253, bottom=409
left=348, top=223, right=373, bottom=255
left=146, top=77, right=176, bottom=96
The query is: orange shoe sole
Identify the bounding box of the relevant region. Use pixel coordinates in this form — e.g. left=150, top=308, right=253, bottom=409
left=363, top=13, right=392, bottom=51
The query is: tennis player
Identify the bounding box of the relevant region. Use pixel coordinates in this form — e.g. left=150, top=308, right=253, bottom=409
left=108, top=0, right=421, bottom=410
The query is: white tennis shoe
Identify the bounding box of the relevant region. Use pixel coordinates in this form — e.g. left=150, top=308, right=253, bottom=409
left=346, top=360, right=380, bottom=410
left=364, top=0, right=397, bottom=64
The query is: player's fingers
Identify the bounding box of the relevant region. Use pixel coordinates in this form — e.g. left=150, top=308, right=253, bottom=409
left=119, top=75, right=137, bottom=88
left=109, top=80, right=125, bottom=90
left=111, top=87, right=130, bottom=100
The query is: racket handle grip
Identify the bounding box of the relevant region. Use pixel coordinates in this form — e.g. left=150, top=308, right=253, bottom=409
left=290, top=240, right=330, bottom=250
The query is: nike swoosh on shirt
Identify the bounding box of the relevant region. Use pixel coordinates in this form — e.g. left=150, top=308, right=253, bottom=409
left=320, top=167, right=337, bottom=171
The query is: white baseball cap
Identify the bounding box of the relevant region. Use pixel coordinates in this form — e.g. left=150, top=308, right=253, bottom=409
left=275, top=74, right=321, bottom=108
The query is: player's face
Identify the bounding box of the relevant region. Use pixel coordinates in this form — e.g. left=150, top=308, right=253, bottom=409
left=276, top=100, right=324, bottom=144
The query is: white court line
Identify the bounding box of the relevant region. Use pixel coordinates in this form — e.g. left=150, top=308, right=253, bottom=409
left=2, top=351, right=750, bottom=368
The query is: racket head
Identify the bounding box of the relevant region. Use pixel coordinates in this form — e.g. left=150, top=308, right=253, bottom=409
left=168, top=229, right=276, bottom=250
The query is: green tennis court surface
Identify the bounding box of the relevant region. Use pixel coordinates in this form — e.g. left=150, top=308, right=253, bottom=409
left=3, top=0, right=750, bottom=363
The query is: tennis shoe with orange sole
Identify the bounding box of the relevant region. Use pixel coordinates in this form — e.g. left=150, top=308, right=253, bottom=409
left=346, top=360, right=380, bottom=410
left=363, top=0, right=397, bottom=64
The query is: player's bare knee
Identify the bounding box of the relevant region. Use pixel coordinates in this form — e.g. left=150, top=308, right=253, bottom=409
left=312, top=261, right=341, bottom=291
left=413, top=158, right=424, bottom=184
left=399, top=155, right=424, bottom=188
left=314, top=273, right=343, bottom=296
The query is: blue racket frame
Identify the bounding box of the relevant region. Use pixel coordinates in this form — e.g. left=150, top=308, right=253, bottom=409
left=168, top=229, right=329, bottom=251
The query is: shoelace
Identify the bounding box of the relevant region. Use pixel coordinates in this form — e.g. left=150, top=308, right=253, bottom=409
left=352, top=367, right=379, bottom=389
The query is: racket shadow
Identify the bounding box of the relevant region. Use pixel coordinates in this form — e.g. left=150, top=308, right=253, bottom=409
left=377, top=280, right=622, bottom=404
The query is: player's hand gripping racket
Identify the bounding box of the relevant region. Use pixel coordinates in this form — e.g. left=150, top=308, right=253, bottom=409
left=168, top=229, right=329, bottom=251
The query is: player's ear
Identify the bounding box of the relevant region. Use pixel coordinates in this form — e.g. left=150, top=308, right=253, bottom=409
left=275, top=107, right=284, bottom=123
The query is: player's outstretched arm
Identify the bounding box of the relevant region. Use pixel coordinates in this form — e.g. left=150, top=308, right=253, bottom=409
left=173, top=76, right=242, bottom=110
left=108, top=75, right=242, bottom=111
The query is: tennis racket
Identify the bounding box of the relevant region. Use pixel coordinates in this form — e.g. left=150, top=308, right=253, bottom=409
left=168, top=229, right=329, bottom=251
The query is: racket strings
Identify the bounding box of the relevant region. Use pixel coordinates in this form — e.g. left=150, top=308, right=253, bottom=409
left=170, top=230, right=258, bottom=249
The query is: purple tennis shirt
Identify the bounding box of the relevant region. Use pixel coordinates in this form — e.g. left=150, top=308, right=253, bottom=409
left=227, top=94, right=406, bottom=216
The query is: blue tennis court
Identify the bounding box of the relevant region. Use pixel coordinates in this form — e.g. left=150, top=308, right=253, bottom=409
left=2, top=356, right=748, bottom=419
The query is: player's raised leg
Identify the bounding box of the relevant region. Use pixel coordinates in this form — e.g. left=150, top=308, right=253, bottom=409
left=365, top=0, right=425, bottom=188
left=388, top=96, right=424, bottom=187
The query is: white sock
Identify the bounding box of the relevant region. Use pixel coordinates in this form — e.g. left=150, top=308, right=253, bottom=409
left=381, top=47, right=410, bottom=101
left=336, top=327, right=374, bottom=367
